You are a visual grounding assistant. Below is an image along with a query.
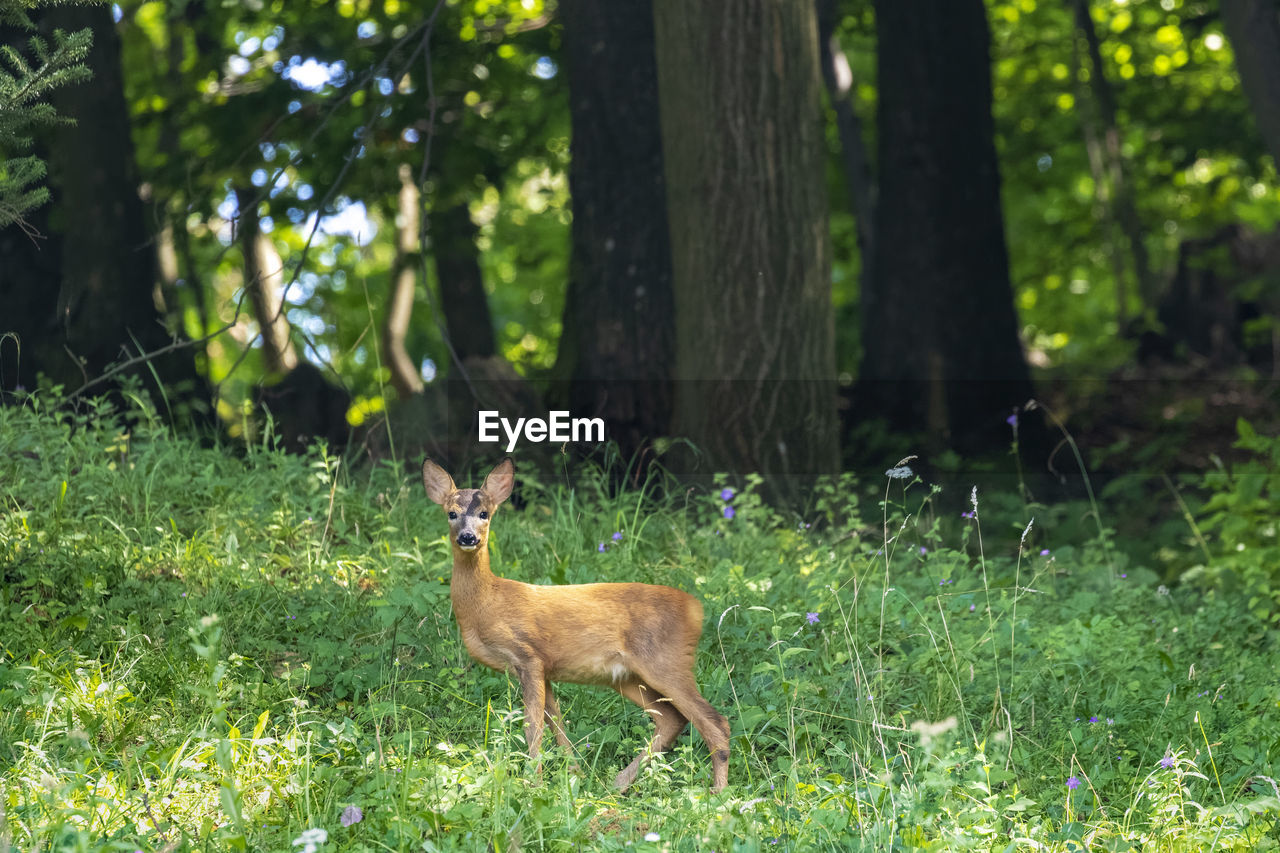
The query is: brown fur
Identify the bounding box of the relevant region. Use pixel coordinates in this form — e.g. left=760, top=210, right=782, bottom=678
left=422, top=457, right=730, bottom=792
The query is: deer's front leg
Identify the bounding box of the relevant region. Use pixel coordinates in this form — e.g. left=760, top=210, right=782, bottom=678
left=518, top=665, right=547, bottom=759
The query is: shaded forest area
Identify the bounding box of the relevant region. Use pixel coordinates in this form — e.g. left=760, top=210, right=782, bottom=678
left=3, top=0, right=1280, bottom=487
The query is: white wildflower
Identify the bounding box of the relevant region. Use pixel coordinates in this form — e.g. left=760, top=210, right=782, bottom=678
left=293, top=827, right=328, bottom=853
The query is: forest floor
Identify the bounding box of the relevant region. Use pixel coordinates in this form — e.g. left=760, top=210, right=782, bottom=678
left=3, top=392, right=1280, bottom=851
left=1055, top=362, right=1280, bottom=473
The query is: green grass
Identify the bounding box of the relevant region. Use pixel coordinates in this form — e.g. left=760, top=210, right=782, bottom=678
left=2, top=393, right=1280, bottom=851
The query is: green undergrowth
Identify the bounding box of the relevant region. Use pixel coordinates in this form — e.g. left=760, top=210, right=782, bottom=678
left=2, top=393, right=1280, bottom=851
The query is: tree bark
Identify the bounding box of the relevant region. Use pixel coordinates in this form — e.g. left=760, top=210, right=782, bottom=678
left=553, top=0, right=675, bottom=464
left=816, top=0, right=876, bottom=261
left=235, top=187, right=297, bottom=376
left=654, top=0, right=839, bottom=488
left=430, top=200, right=495, bottom=361
left=1220, top=0, right=1280, bottom=170
left=859, top=0, right=1034, bottom=453
left=384, top=163, right=424, bottom=399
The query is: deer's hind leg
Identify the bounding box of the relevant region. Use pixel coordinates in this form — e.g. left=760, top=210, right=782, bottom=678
left=633, top=667, right=730, bottom=793
left=543, top=681, right=574, bottom=750
left=613, top=680, right=689, bottom=791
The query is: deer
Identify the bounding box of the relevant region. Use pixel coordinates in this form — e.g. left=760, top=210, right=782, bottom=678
left=421, top=457, right=730, bottom=793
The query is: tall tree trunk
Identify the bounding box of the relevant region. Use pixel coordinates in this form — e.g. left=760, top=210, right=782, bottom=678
left=235, top=187, right=297, bottom=375
left=859, top=0, right=1034, bottom=453
left=431, top=193, right=531, bottom=444
left=1067, top=15, right=1132, bottom=330
left=654, top=0, right=839, bottom=489
left=0, top=4, right=202, bottom=408
left=430, top=200, right=495, bottom=361
left=553, top=0, right=675, bottom=464
left=170, top=201, right=210, bottom=364
left=159, top=0, right=211, bottom=373
left=816, top=0, right=876, bottom=262
left=384, top=163, right=424, bottom=399
left=1066, top=0, right=1154, bottom=315
left=1220, top=0, right=1280, bottom=169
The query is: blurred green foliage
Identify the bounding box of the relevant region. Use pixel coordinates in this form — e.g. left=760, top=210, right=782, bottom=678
left=826, top=0, right=1279, bottom=375
left=1186, top=418, right=1280, bottom=622
left=103, top=0, right=1280, bottom=424
left=116, top=0, right=567, bottom=431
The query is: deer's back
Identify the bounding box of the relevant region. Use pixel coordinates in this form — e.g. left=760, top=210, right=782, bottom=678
left=462, top=578, right=706, bottom=685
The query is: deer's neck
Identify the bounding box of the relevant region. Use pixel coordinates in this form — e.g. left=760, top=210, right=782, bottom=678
left=449, top=546, right=497, bottom=611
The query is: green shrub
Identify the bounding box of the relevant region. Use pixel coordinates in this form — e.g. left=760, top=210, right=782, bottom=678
left=1187, top=418, right=1280, bottom=623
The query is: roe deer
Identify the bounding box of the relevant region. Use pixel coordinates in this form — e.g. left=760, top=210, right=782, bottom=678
left=421, top=457, right=730, bottom=792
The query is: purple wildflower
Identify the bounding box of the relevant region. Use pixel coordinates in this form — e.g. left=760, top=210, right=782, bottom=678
left=597, top=542, right=606, bottom=552
left=720, top=487, right=735, bottom=501
left=962, top=511, right=976, bottom=519
left=806, top=612, right=819, bottom=625
left=1007, top=413, right=1018, bottom=428
left=1067, top=776, right=1081, bottom=790
left=341, top=805, right=364, bottom=826
left=612, top=531, right=623, bottom=541
left=1160, top=756, right=1174, bottom=769
left=723, top=506, right=735, bottom=520
left=1089, top=716, right=1099, bottom=723
left=1040, top=549, right=1050, bottom=556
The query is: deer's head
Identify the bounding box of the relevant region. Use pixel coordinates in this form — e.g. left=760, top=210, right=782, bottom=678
left=422, top=458, right=515, bottom=552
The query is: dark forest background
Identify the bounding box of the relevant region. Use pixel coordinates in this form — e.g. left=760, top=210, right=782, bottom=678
left=4, top=0, right=1280, bottom=486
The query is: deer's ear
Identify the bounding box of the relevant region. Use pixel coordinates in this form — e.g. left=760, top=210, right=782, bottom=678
left=482, top=458, right=515, bottom=505
left=421, top=459, right=456, bottom=505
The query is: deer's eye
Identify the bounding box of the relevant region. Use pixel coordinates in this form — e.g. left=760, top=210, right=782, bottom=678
left=448, top=511, right=458, bottom=520
left=479, top=511, right=489, bottom=520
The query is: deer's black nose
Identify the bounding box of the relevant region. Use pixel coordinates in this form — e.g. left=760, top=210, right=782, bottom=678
left=457, top=531, right=479, bottom=548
